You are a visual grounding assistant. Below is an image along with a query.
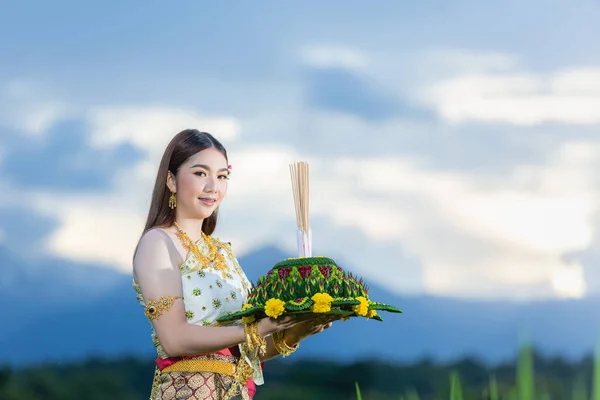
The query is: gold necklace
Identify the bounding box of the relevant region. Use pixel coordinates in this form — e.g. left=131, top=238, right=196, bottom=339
left=218, top=240, right=250, bottom=293
left=174, top=222, right=230, bottom=279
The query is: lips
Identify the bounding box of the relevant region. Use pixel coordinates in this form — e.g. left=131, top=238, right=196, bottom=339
left=199, top=197, right=216, bottom=206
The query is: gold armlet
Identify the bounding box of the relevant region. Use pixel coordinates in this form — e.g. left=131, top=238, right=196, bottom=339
left=244, top=322, right=267, bottom=356
left=272, top=330, right=299, bottom=358
left=144, top=296, right=183, bottom=321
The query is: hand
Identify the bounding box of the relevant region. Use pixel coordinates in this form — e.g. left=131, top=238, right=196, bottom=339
left=282, top=314, right=339, bottom=344
left=257, top=315, right=304, bottom=337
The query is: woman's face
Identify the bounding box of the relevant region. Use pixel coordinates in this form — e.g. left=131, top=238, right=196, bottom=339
left=168, top=147, right=229, bottom=221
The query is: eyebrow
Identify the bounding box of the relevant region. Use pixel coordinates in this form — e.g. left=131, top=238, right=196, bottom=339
left=190, top=164, right=229, bottom=172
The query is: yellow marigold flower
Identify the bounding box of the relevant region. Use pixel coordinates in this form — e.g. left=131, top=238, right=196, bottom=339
left=310, top=292, right=333, bottom=313
left=264, top=298, right=286, bottom=319
left=242, top=303, right=252, bottom=310
left=353, top=296, right=369, bottom=317
left=367, top=309, right=377, bottom=319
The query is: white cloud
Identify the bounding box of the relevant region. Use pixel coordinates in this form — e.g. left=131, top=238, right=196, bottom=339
left=89, top=105, right=242, bottom=195
left=0, top=80, right=70, bottom=136
left=306, top=137, right=597, bottom=299
left=32, top=103, right=600, bottom=300
left=221, top=136, right=598, bottom=299
left=419, top=49, right=520, bottom=74
left=88, top=106, right=239, bottom=151
left=300, top=44, right=368, bottom=70
left=420, top=66, right=600, bottom=125
left=552, top=262, right=586, bottom=298
left=552, top=68, right=600, bottom=95
left=8, top=49, right=600, bottom=301
left=45, top=202, right=145, bottom=270
left=21, top=106, right=242, bottom=272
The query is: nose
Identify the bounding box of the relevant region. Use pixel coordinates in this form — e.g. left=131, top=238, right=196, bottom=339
left=204, top=176, right=218, bottom=193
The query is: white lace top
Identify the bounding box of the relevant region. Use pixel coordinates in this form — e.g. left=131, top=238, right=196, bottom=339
left=132, top=228, right=263, bottom=384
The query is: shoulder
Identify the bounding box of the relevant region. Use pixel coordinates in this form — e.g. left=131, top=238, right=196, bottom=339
left=134, top=228, right=180, bottom=270
left=137, top=228, right=172, bottom=252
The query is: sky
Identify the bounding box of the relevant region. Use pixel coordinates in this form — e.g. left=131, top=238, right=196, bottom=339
left=1, top=0, right=599, bottom=301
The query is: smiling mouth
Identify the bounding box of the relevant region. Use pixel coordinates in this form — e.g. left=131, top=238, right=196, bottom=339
left=199, top=198, right=216, bottom=206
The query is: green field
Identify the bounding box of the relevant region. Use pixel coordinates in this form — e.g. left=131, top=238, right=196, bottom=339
left=0, top=339, right=595, bottom=399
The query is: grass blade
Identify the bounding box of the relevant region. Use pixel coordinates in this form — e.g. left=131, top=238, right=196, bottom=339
left=517, top=338, right=534, bottom=400
left=450, top=371, right=464, bottom=400
left=489, top=374, right=498, bottom=400
left=595, top=336, right=600, bottom=400
left=355, top=382, right=363, bottom=400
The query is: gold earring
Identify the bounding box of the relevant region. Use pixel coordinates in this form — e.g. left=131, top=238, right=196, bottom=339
left=169, top=191, right=176, bottom=209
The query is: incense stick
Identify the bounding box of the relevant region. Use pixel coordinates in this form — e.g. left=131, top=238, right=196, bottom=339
left=290, top=161, right=311, bottom=256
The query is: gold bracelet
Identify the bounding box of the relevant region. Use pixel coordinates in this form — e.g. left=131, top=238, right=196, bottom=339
left=244, top=322, right=267, bottom=355
left=272, top=330, right=299, bottom=358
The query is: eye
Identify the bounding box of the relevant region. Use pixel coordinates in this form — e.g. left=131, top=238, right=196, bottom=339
left=194, top=171, right=207, bottom=177
left=218, top=174, right=230, bottom=180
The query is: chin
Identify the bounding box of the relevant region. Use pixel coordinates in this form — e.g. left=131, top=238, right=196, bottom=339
left=194, top=208, right=218, bottom=220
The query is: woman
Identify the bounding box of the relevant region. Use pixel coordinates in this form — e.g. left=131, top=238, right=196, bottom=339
left=132, top=129, right=333, bottom=400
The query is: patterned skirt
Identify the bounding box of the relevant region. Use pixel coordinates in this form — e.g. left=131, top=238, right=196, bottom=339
left=151, top=353, right=253, bottom=400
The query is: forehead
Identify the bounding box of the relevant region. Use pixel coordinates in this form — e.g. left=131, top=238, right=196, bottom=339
left=183, top=148, right=227, bottom=167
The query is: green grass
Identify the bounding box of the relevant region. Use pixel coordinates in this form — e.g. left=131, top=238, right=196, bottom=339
left=450, top=371, right=463, bottom=400
left=355, top=336, right=600, bottom=399
left=355, top=381, right=363, bottom=400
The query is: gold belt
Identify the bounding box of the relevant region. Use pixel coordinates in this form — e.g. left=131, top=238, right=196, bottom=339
left=160, top=358, right=237, bottom=376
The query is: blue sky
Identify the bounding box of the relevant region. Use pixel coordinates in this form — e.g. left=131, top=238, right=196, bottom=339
left=1, top=0, right=599, bottom=300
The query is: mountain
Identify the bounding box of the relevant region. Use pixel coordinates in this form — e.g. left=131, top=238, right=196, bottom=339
left=1, top=246, right=129, bottom=341
left=1, top=245, right=599, bottom=366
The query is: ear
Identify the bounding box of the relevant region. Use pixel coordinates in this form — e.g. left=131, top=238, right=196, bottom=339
left=166, top=170, right=177, bottom=193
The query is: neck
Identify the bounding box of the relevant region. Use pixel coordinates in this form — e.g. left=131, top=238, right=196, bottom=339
left=173, top=215, right=205, bottom=242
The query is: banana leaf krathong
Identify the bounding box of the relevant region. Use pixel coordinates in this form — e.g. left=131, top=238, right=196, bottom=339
left=216, top=256, right=402, bottom=324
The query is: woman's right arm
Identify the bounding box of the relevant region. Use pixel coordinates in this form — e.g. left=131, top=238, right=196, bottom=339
left=133, top=229, right=294, bottom=357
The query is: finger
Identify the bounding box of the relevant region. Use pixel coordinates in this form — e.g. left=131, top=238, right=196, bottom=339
left=318, top=315, right=340, bottom=324
left=296, top=314, right=318, bottom=322
left=285, top=320, right=304, bottom=329
left=313, top=322, right=331, bottom=333
left=276, top=316, right=296, bottom=325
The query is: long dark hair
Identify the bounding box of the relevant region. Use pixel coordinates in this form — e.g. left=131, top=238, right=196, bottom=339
left=143, top=129, right=228, bottom=236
